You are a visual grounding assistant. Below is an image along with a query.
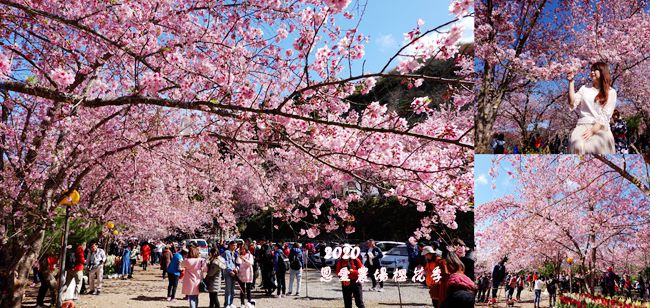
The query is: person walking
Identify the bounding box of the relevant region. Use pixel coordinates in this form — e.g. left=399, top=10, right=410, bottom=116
left=623, top=274, right=633, bottom=299
left=318, top=242, right=327, bottom=268
left=141, top=242, right=151, bottom=271
left=85, top=242, right=106, bottom=295
left=516, top=275, right=524, bottom=301
left=547, top=277, right=557, bottom=307
left=181, top=246, right=207, bottom=308
left=364, top=239, right=384, bottom=292
left=287, top=242, right=304, bottom=296
left=533, top=276, right=545, bottom=308
left=166, top=247, right=183, bottom=301
left=237, top=245, right=255, bottom=307
left=287, top=242, right=305, bottom=296
left=35, top=255, right=57, bottom=308
left=222, top=241, right=238, bottom=308
left=260, top=244, right=276, bottom=296
left=206, top=248, right=224, bottom=308
left=155, top=241, right=165, bottom=265
left=638, top=272, right=646, bottom=301
left=507, top=274, right=517, bottom=301
left=161, top=245, right=172, bottom=280
left=490, top=257, right=507, bottom=302
left=335, top=246, right=365, bottom=308
left=476, top=274, right=489, bottom=303
left=128, top=243, right=139, bottom=278
left=273, top=243, right=288, bottom=297
left=406, top=238, right=419, bottom=279
left=63, top=243, right=85, bottom=300
left=603, top=267, right=618, bottom=297
left=119, top=244, right=131, bottom=279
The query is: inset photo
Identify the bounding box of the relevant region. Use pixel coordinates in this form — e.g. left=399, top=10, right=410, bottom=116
left=475, top=0, right=650, bottom=155
left=474, top=154, right=650, bottom=307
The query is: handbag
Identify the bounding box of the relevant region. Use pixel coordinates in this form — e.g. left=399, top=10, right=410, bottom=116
left=200, top=279, right=209, bottom=292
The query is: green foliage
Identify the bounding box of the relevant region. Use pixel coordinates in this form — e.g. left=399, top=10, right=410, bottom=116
left=539, top=261, right=559, bottom=278
left=625, top=115, right=642, bottom=135
left=41, top=207, right=102, bottom=256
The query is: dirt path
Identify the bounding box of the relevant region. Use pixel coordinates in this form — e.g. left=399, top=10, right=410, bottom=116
left=23, top=264, right=434, bottom=307
left=476, top=289, right=556, bottom=308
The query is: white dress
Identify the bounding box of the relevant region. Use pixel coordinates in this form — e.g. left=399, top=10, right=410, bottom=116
left=569, top=85, right=616, bottom=154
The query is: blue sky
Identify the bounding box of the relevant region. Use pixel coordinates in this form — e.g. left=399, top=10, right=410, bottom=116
left=340, top=0, right=474, bottom=73
left=474, top=154, right=515, bottom=206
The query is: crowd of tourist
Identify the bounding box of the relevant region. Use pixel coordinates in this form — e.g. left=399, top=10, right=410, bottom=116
left=29, top=237, right=478, bottom=308
left=477, top=257, right=650, bottom=307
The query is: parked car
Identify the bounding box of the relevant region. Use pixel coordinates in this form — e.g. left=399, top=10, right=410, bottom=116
left=185, top=239, right=209, bottom=259
left=379, top=244, right=409, bottom=274
left=360, top=241, right=405, bottom=264
left=308, top=242, right=339, bottom=268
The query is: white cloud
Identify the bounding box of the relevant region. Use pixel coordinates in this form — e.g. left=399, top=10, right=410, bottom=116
left=476, top=174, right=488, bottom=185
left=375, top=33, right=398, bottom=52
left=458, top=16, right=474, bottom=43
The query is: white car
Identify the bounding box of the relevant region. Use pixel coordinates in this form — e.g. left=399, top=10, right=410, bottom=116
left=360, top=241, right=405, bottom=264
left=379, top=244, right=410, bottom=274
left=310, top=253, right=336, bottom=267
left=185, top=239, right=209, bottom=259
left=375, top=241, right=405, bottom=252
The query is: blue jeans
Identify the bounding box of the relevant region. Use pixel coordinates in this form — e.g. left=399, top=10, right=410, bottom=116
left=534, top=289, right=541, bottom=306
left=224, top=274, right=236, bottom=306
left=188, top=295, right=198, bottom=308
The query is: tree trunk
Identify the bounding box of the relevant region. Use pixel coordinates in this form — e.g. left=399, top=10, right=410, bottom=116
left=475, top=61, right=504, bottom=153
left=2, top=228, right=46, bottom=308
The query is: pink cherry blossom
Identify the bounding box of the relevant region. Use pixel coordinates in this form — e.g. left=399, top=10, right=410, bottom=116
left=50, top=68, right=74, bottom=89
left=0, top=52, right=10, bottom=76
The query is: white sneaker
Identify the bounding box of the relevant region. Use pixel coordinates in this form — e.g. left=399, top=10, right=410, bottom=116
left=377, top=288, right=385, bottom=292
left=286, top=292, right=292, bottom=296
left=369, top=287, right=376, bottom=291
left=241, top=305, right=247, bottom=308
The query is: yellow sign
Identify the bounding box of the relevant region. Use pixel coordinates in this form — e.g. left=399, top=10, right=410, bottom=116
left=59, top=190, right=80, bottom=205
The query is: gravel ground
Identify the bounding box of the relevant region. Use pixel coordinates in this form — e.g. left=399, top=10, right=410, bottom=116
left=23, top=264, right=434, bottom=307
left=475, top=289, right=555, bottom=308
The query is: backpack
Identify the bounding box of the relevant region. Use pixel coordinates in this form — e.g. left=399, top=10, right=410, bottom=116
left=65, top=250, right=76, bottom=270
left=278, top=251, right=290, bottom=272
left=289, top=250, right=301, bottom=270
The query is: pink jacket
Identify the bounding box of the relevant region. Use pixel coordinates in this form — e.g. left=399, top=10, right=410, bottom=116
left=181, top=258, right=207, bottom=295
left=237, top=253, right=254, bottom=283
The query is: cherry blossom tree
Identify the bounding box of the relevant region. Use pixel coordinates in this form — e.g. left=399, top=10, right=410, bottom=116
left=476, top=154, right=650, bottom=294
left=0, top=0, right=474, bottom=306
left=475, top=0, right=650, bottom=153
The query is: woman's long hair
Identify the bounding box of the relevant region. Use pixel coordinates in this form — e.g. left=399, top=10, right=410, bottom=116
left=591, top=62, right=612, bottom=106
left=209, top=247, right=218, bottom=262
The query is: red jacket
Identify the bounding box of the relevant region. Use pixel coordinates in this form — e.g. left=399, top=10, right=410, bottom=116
left=335, top=258, right=363, bottom=286
left=142, top=245, right=151, bottom=261
left=73, top=246, right=85, bottom=272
